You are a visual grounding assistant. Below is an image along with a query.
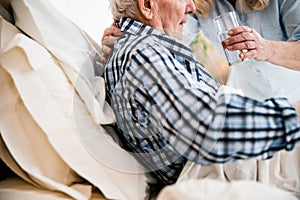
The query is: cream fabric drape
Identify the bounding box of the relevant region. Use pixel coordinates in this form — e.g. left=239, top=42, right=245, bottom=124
left=0, top=0, right=148, bottom=198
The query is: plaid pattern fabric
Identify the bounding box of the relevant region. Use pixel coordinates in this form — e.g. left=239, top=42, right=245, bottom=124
left=104, top=17, right=300, bottom=185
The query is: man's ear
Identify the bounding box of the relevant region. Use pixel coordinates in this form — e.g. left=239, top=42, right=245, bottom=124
left=138, top=0, right=153, bottom=19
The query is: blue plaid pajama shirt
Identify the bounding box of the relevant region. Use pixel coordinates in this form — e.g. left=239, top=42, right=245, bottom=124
left=104, top=17, right=300, bottom=185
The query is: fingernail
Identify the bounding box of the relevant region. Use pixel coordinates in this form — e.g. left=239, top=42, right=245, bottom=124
left=228, top=31, right=233, bottom=35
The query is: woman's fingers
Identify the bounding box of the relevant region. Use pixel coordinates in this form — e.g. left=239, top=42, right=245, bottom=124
left=101, top=25, right=122, bottom=42
left=222, top=26, right=269, bottom=60
left=226, top=40, right=256, bottom=51
left=100, top=22, right=122, bottom=64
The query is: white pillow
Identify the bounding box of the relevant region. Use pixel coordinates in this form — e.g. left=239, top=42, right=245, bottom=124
left=11, top=0, right=115, bottom=125
left=9, top=1, right=148, bottom=199
left=0, top=177, right=105, bottom=200
left=0, top=30, right=147, bottom=200
left=0, top=133, right=37, bottom=187
left=0, top=16, right=19, bottom=52
left=0, top=18, right=35, bottom=186
left=0, top=177, right=107, bottom=200
left=0, top=37, right=91, bottom=199
left=0, top=177, right=71, bottom=200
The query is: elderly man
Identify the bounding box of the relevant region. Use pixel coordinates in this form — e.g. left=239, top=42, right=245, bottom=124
left=105, top=0, right=300, bottom=192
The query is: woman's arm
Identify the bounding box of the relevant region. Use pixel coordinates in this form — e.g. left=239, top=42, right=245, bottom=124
left=223, top=26, right=300, bottom=71
left=223, top=0, right=300, bottom=71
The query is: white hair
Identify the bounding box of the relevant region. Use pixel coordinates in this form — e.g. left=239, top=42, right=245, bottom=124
left=108, top=0, right=138, bottom=19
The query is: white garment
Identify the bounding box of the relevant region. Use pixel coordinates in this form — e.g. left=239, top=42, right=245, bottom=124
left=227, top=59, right=300, bottom=102
left=157, top=178, right=298, bottom=200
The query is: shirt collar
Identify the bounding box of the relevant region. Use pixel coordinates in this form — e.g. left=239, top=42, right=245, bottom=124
left=117, top=17, right=196, bottom=61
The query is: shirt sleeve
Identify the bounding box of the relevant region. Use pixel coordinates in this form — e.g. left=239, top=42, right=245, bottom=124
left=126, top=43, right=300, bottom=165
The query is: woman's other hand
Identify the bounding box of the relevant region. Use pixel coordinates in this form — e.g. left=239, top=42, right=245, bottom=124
left=100, top=23, right=122, bottom=64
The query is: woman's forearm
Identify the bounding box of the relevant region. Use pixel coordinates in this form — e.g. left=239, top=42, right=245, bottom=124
left=265, top=40, right=300, bottom=71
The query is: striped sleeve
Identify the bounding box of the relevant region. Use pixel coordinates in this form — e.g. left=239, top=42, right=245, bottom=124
left=125, top=42, right=300, bottom=165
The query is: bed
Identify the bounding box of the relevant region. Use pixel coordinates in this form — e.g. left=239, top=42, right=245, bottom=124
left=0, top=0, right=299, bottom=199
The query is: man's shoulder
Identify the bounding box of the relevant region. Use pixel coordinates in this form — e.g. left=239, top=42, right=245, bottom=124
left=117, top=33, right=168, bottom=55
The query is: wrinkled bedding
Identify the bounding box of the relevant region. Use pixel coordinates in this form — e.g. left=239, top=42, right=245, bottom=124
left=1, top=0, right=300, bottom=200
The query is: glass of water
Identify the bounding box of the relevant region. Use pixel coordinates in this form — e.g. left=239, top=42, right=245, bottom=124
left=213, top=11, right=244, bottom=66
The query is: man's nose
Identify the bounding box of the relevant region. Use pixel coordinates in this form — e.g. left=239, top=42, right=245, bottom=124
left=186, top=0, right=196, bottom=14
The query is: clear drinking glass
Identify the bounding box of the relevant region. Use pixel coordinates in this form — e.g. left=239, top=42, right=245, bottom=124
left=213, top=11, right=244, bottom=66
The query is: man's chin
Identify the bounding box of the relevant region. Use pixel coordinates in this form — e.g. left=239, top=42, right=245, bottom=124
left=170, top=32, right=183, bottom=41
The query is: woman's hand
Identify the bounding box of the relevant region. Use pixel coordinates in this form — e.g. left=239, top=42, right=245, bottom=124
left=100, top=23, right=122, bottom=64
left=223, top=26, right=300, bottom=71
left=222, top=26, right=273, bottom=62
